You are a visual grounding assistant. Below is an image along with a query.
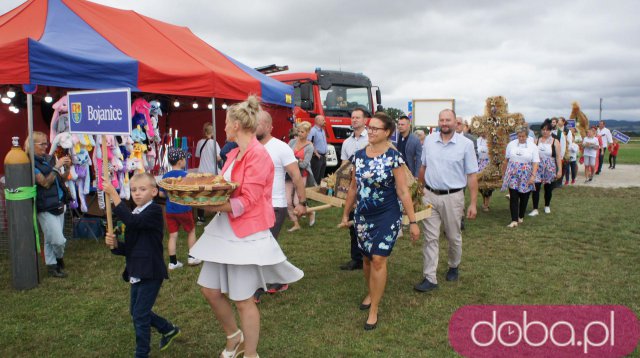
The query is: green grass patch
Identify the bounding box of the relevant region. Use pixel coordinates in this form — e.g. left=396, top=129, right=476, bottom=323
left=617, top=140, right=640, bottom=164
left=1, top=186, right=639, bottom=357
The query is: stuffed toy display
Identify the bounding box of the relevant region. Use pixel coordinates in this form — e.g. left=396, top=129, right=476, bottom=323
left=47, top=95, right=169, bottom=211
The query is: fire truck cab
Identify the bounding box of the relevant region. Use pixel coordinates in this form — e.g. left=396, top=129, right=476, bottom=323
left=270, top=68, right=382, bottom=168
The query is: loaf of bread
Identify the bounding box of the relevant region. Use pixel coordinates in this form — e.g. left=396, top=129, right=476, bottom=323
left=165, top=173, right=228, bottom=186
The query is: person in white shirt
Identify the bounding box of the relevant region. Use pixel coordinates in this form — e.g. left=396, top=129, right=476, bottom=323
left=339, top=108, right=369, bottom=271
left=582, top=127, right=600, bottom=182
left=195, top=122, right=222, bottom=224
left=253, top=110, right=309, bottom=302
left=256, top=111, right=307, bottom=239
left=596, top=120, right=613, bottom=174
left=566, top=141, right=580, bottom=185
left=501, top=127, right=540, bottom=227
left=529, top=119, right=563, bottom=216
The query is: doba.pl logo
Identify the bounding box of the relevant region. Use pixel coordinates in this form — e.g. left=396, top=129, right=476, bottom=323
left=449, top=305, right=640, bottom=357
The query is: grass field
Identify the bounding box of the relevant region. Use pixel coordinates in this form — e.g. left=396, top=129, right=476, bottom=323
left=1, top=186, right=639, bottom=357
left=617, top=140, right=640, bottom=164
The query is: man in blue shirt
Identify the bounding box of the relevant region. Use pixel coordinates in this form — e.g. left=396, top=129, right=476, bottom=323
left=308, top=115, right=328, bottom=185
left=415, top=109, right=478, bottom=293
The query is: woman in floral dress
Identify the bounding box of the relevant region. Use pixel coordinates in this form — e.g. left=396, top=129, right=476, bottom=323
left=501, top=126, right=540, bottom=228
left=341, top=112, right=419, bottom=331
left=529, top=119, right=563, bottom=216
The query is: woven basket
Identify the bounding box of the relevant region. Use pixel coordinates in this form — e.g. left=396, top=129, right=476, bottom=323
left=158, top=179, right=238, bottom=207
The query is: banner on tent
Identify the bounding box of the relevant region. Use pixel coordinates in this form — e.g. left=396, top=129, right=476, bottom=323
left=67, top=88, right=132, bottom=134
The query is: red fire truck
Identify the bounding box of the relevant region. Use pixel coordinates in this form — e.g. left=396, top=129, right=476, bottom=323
left=266, top=67, right=382, bottom=168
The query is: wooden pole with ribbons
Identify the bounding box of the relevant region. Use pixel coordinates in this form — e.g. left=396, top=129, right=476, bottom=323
left=102, top=138, right=114, bottom=249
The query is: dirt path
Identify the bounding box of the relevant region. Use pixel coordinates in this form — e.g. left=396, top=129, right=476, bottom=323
left=571, top=164, right=640, bottom=188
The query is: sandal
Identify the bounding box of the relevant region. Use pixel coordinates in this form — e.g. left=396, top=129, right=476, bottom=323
left=220, top=329, right=244, bottom=358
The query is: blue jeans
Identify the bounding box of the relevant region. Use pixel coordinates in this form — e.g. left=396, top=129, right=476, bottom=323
left=36, top=210, right=66, bottom=265
left=130, top=279, right=173, bottom=358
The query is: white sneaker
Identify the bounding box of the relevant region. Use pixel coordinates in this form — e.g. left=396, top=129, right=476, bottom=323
left=187, top=257, right=202, bottom=266
left=544, top=207, right=551, bottom=214
left=168, top=261, right=184, bottom=270
left=528, top=209, right=539, bottom=217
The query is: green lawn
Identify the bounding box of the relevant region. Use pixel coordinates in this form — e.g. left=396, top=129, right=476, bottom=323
left=1, top=186, right=639, bottom=357
left=617, top=140, right=640, bottom=164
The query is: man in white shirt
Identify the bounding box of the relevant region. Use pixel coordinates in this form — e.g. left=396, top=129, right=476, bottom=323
left=596, top=120, right=613, bottom=174
left=254, top=111, right=308, bottom=301
left=256, top=111, right=308, bottom=239
left=339, top=108, right=369, bottom=271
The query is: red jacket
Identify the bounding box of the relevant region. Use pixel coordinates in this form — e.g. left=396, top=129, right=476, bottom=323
left=221, top=137, right=275, bottom=238
left=610, top=142, right=620, bottom=156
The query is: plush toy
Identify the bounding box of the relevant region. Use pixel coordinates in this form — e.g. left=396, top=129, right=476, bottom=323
left=49, top=96, right=69, bottom=143
left=93, top=135, right=120, bottom=191
left=130, top=142, right=147, bottom=174
left=131, top=98, right=154, bottom=139
left=49, top=114, right=74, bottom=156
left=72, top=148, right=92, bottom=212
left=569, top=101, right=589, bottom=139
left=131, top=125, right=147, bottom=143
left=149, top=100, right=162, bottom=143
left=63, top=163, right=79, bottom=210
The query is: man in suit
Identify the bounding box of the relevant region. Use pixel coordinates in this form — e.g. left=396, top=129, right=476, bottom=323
left=397, top=116, right=423, bottom=177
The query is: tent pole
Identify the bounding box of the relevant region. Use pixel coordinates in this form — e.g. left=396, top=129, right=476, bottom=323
left=211, top=97, right=217, bottom=175
left=27, top=94, right=35, bottom=186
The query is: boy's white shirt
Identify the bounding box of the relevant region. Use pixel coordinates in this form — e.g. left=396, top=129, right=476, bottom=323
left=133, top=200, right=153, bottom=214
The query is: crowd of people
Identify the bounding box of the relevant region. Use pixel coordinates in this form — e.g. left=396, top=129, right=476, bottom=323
left=459, top=116, right=619, bottom=227
left=24, top=97, right=623, bottom=356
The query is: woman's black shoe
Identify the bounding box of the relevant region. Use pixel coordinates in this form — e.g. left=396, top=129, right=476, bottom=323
left=364, top=320, right=377, bottom=331
left=359, top=303, right=371, bottom=311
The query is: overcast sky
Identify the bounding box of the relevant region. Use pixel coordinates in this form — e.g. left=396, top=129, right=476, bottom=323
left=2, top=0, right=639, bottom=122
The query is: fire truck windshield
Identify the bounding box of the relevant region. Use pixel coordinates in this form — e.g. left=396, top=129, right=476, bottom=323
left=321, top=86, right=372, bottom=117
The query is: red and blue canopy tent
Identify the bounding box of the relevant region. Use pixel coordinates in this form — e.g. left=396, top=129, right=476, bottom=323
left=0, top=0, right=293, bottom=174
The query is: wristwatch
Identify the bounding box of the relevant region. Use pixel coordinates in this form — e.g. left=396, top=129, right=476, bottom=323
left=299, top=201, right=308, bottom=206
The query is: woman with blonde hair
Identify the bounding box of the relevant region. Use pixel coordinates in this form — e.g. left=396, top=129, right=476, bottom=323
left=25, top=131, right=71, bottom=278
left=286, top=121, right=316, bottom=231
left=190, top=96, right=303, bottom=358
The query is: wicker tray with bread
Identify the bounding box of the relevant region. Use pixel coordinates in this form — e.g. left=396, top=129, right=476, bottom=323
left=158, top=173, right=238, bottom=206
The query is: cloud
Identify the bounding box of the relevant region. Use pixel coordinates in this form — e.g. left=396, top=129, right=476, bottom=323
left=2, top=0, right=638, bottom=121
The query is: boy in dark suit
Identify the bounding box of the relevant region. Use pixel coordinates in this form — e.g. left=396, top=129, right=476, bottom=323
left=103, top=173, right=180, bottom=358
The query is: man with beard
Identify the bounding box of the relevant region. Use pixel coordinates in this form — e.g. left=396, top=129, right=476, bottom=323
left=414, top=109, right=478, bottom=293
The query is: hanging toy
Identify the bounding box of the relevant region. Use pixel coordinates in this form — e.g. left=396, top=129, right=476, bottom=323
left=72, top=148, right=92, bottom=212
left=131, top=98, right=154, bottom=139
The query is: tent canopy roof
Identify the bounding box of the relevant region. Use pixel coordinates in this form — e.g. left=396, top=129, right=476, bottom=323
left=0, top=0, right=293, bottom=107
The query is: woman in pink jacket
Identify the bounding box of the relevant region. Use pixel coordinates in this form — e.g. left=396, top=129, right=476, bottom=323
left=190, top=96, right=303, bottom=358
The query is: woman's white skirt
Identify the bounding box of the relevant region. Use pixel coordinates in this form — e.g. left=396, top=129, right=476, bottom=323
left=190, top=213, right=304, bottom=301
